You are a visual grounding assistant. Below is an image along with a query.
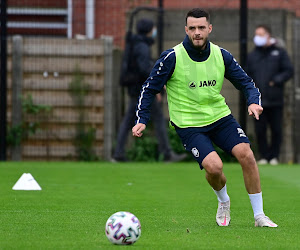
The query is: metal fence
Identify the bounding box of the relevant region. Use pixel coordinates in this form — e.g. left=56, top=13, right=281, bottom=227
left=293, top=19, right=300, bottom=163
left=1, top=1, right=299, bottom=162
left=0, top=0, right=8, bottom=160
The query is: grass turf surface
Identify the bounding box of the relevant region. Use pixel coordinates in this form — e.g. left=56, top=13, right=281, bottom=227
left=0, top=162, right=299, bottom=249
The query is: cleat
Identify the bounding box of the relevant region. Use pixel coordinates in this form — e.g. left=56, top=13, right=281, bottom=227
left=269, top=158, right=279, bottom=165
left=255, top=215, right=278, bottom=227
left=216, top=200, right=230, bottom=226
left=257, top=158, right=268, bottom=165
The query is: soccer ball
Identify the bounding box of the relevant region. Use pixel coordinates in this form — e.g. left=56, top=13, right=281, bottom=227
left=105, top=211, right=141, bottom=245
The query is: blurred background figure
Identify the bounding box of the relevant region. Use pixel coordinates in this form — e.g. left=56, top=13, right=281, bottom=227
left=112, top=18, right=186, bottom=162
left=246, top=25, right=294, bottom=165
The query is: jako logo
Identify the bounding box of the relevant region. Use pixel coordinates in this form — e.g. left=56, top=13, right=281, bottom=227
left=188, top=80, right=217, bottom=89
left=189, top=81, right=196, bottom=89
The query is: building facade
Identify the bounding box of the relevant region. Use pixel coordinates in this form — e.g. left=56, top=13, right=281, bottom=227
left=6, top=0, right=300, bottom=47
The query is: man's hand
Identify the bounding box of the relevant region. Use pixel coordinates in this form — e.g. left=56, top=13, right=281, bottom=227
left=248, top=103, right=263, bottom=120
left=132, top=123, right=146, bottom=137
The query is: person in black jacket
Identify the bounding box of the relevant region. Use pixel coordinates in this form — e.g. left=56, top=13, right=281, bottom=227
left=246, top=25, right=293, bottom=165
left=112, top=18, right=186, bottom=162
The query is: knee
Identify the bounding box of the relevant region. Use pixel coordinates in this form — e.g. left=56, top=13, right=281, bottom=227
left=236, top=146, right=256, bottom=165
left=203, top=159, right=223, bottom=177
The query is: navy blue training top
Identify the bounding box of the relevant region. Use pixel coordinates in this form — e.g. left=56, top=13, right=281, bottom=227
left=136, top=35, right=261, bottom=125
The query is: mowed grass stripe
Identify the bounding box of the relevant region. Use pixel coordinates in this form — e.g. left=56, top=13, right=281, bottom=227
left=0, top=162, right=299, bottom=249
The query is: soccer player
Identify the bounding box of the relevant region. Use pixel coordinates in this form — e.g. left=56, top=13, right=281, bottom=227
left=132, top=8, right=278, bottom=227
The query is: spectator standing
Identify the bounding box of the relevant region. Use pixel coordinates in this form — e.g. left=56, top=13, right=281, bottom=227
left=246, top=25, right=293, bottom=165
left=112, top=18, right=186, bottom=162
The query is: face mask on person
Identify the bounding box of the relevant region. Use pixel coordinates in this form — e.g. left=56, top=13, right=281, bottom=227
left=253, top=35, right=268, bottom=47
left=151, top=27, right=157, bottom=39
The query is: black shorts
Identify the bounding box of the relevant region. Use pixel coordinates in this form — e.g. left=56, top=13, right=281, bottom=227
left=174, top=114, right=250, bottom=169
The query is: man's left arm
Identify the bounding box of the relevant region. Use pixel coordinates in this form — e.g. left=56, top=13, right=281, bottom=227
left=221, top=48, right=262, bottom=119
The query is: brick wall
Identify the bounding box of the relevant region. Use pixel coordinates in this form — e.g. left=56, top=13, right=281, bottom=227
left=8, top=0, right=66, bottom=8
left=72, top=0, right=86, bottom=37
left=91, top=0, right=300, bottom=47
left=6, top=0, right=300, bottom=46
left=7, top=0, right=67, bottom=36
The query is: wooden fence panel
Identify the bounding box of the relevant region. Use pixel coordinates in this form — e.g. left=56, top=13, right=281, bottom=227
left=7, top=36, right=112, bottom=160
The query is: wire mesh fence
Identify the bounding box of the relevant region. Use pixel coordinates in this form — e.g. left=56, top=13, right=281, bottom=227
left=1, top=0, right=299, bottom=162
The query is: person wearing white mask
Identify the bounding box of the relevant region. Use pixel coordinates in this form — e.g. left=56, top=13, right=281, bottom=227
left=246, top=25, right=293, bottom=165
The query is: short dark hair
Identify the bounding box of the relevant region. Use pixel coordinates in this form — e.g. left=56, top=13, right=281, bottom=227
left=256, top=24, right=272, bottom=35
left=186, top=8, right=210, bottom=24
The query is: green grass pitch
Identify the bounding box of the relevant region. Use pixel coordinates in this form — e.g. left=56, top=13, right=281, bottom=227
left=0, top=161, right=299, bottom=249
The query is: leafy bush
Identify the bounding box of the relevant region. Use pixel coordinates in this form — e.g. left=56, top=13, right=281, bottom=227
left=126, top=129, right=159, bottom=162
left=6, top=94, right=52, bottom=147
left=68, top=67, right=98, bottom=161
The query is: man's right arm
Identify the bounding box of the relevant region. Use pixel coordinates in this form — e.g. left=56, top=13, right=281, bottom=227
left=135, top=49, right=176, bottom=125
